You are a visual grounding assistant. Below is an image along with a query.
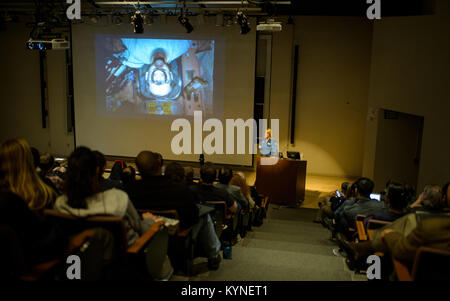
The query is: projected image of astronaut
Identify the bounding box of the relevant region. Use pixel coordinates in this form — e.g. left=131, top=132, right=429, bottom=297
left=104, top=38, right=214, bottom=116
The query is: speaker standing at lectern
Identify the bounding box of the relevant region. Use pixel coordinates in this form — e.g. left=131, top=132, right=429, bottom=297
left=259, top=129, right=278, bottom=157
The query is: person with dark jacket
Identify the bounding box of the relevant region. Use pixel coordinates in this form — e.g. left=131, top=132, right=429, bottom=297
left=93, top=151, right=124, bottom=191
left=126, top=153, right=199, bottom=231
left=0, top=190, right=67, bottom=276
left=215, top=168, right=249, bottom=212
left=368, top=182, right=412, bottom=222
left=189, top=163, right=237, bottom=213
left=341, top=178, right=384, bottom=229
left=126, top=151, right=222, bottom=270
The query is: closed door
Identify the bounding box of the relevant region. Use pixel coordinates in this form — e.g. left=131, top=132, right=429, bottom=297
left=373, top=109, right=423, bottom=192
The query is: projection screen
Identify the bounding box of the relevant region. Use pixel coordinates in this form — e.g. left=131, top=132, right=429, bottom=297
left=72, top=16, right=256, bottom=166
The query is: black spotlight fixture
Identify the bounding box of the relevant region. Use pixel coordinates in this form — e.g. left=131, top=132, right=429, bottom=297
left=178, top=14, right=194, bottom=33
left=131, top=10, right=144, bottom=34
left=236, top=11, right=250, bottom=35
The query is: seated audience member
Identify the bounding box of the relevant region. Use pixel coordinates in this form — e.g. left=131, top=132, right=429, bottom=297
left=442, top=182, right=450, bottom=210
left=0, top=138, right=56, bottom=210
left=126, top=152, right=222, bottom=270
left=126, top=152, right=198, bottom=230
left=39, top=152, right=64, bottom=194
left=121, top=166, right=136, bottom=187
left=368, top=182, right=412, bottom=222
left=217, top=170, right=250, bottom=240
left=216, top=168, right=249, bottom=212
left=379, top=215, right=450, bottom=269
left=30, top=147, right=40, bottom=170
left=93, top=151, right=123, bottom=190
left=110, top=160, right=126, bottom=181
left=341, top=177, right=383, bottom=229
left=333, top=182, right=358, bottom=222
left=165, top=162, right=186, bottom=183
left=184, top=167, right=195, bottom=187
left=54, top=147, right=155, bottom=246
left=229, top=172, right=260, bottom=236
left=345, top=182, right=450, bottom=266
left=189, top=162, right=237, bottom=214
left=53, top=147, right=176, bottom=280
left=408, top=185, right=443, bottom=212
left=229, top=172, right=256, bottom=210
left=0, top=190, right=67, bottom=275
left=318, top=182, right=351, bottom=227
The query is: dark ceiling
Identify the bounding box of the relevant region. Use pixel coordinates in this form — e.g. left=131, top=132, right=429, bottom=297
left=0, top=0, right=437, bottom=18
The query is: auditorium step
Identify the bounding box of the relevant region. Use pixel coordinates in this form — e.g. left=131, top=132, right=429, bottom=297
left=171, top=206, right=367, bottom=281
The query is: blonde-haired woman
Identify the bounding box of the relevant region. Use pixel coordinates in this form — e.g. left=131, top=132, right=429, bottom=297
left=229, top=172, right=255, bottom=209
left=0, top=138, right=56, bottom=210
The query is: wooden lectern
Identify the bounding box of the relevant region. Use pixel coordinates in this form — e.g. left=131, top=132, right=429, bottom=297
left=255, top=156, right=307, bottom=206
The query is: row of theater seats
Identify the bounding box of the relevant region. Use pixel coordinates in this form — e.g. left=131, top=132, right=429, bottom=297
left=351, top=214, right=450, bottom=281
left=2, top=195, right=271, bottom=281
left=317, top=178, right=450, bottom=281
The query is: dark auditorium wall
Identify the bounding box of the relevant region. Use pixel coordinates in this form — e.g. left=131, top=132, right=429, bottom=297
left=0, top=22, right=74, bottom=155
left=363, top=0, right=450, bottom=192
left=269, top=16, right=373, bottom=177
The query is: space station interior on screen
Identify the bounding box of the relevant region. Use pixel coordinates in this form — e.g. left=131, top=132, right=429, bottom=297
left=101, top=37, right=214, bottom=116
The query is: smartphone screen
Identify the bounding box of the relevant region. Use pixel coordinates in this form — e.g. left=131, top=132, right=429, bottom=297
left=370, top=193, right=381, bottom=201
left=336, top=190, right=341, bottom=198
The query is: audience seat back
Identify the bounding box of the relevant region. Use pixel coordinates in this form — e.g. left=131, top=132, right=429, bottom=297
left=413, top=247, right=450, bottom=281
left=44, top=209, right=168, bottom=280
left=367, top=219, right=392, bottom=240
left=43, top=209, right=128, bottom=252
left=355, top=215, right=368, bottom=241
left=0, top=223, right=104, bottom=280
left=138, top=208, right=194, bottom=276
left=205, top=201, right=228, bottom=238
left=0, top=224, right=26, bottom=280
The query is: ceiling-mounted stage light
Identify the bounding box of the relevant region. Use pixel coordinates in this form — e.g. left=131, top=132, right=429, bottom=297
left=90, top=15, right=100, bottom=24
left=132, top=10, right=144, bottom=34
left=236, top=11, right=250, bottom=35
left=178, top=14, right=193, bottom=33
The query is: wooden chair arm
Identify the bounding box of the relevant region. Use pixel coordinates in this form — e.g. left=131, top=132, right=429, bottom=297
left=21, top=229, right=97, bottom=281
left=392, top=257, right=413, bottom=281
left=355, top=214, right=367, bottom=221
left=127, top=221, right=164, bottom=254
left=66, top=229, right=97, bottom=254
left=365, top=219, right=391, bottom=240
left=20, top=259, right=61, bottom=281
left=177, top=227, right=192, bottom=237
left=143, top=209, right=179, bottom=220
left=355, top=220, right=368, bottom=241
left=367, top=219, right=392, bottom=228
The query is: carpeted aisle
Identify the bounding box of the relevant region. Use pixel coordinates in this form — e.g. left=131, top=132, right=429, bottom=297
left=173, top=206, right=366, bottom=281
